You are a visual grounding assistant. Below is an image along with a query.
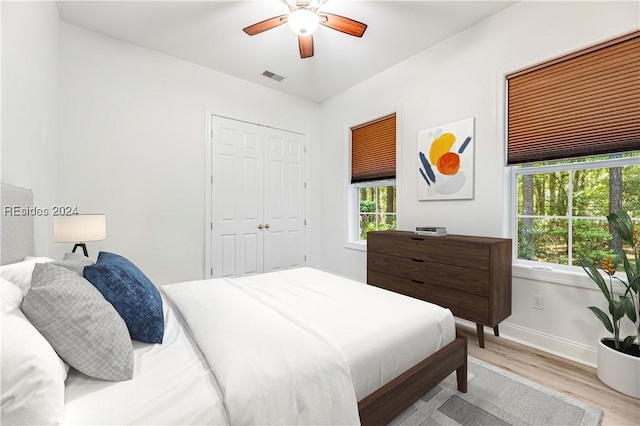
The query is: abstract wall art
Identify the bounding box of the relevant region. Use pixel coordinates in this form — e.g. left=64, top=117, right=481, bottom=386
left=417, top=117, right=474, bottom=201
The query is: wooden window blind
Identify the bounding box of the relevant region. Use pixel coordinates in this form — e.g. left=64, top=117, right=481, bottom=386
left=351, top=114, right=396, bottom=183
left=507, top=30, right=640, bottom=165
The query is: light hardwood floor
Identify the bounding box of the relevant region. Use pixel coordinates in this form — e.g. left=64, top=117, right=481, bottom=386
left=459, top=325, right=640, bottom=426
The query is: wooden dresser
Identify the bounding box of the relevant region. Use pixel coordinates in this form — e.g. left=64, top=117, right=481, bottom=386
left=367, top=231, right=512, bottom=348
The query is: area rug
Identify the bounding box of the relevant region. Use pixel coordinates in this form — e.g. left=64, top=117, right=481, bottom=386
left=393, top=356, right=603, bottom=426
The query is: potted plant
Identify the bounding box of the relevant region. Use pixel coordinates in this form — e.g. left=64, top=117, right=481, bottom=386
left=583, top=210, right=639, bottom=398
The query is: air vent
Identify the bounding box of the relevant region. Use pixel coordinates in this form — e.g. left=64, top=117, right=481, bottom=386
left=262, top=70, right=285, bottom=82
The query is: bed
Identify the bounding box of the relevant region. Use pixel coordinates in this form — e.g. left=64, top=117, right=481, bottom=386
left=1, top=183, right=467, bottom=425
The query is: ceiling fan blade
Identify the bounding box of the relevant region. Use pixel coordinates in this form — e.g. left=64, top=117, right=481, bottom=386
left=243, top=15, right=288, bottom=36
left=318, top=13, right=367, bottom=37
left=298, top=35, right=314, bottom=58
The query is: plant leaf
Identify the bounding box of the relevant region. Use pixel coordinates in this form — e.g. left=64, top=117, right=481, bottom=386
left=620, top=256, right=638, bottom=293
left=622, top=335, right=637, bottom=351
left=588, top=306, right=614, bottom=334
left=608, top=210, right=634, bottom=246
left=629, top=274, right=640, bottom=294
left=622, top=256, right=640, bottom=294
left=582, top=262, right=611, bottom=301
left=620, top=295, right=637, bottom=323
left=611, top=299, right=626, bottom=322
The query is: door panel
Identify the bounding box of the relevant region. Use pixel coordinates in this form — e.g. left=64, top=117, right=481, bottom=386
left=288, top=162, right=301, bottom=218
left=265, top=230, right=284, bottom=273
left=243, top=156, right=260, bottom=220
left=269, top=160, right=283, bottom=220
left=220, top=235, right=236, bottom=277
left=212, top=117, right=264, bottom=277
left=263, top=127, right=305, bottom=272
left=242, top=233, right=259, bottom=275
left=220, top=154, right=236, bottom=221
left=287, top=230, right=302, bottom=268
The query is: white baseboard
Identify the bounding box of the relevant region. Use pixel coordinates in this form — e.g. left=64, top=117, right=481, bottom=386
left=456, top=319, right=598, bottom=367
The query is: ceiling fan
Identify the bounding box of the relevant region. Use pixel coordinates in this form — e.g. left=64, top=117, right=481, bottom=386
left=243, top=0, right=367, bottom=59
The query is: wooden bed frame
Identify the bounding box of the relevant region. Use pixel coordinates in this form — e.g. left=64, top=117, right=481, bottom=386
left=358, top=329, right=468, bottom=425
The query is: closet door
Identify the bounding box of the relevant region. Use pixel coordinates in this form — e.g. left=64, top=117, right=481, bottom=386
left=211, top=116, right=306, bottom=278
left=263, top=128, right=305, bottom=272
left=212, top=117, right=264, bottom=277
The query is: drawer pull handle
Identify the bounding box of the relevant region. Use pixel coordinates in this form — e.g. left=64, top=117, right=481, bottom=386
left=411, top=237, right=425, bottom=241
left=410, top=258, right=424, bottom=263
left=411, top=279, right=424, bottom=284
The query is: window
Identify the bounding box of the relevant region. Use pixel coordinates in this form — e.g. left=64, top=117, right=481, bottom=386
left=350, top=114, right=397, bottom=242
left=512, top=155, right=639, bottom=268
left=507, top=30, right=640, bottom=270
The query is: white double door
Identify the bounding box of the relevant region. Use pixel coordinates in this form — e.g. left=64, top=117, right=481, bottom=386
left=211, top=116, right=306, bottom=278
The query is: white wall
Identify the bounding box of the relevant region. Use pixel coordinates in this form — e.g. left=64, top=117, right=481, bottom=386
left=314, top=1, right=639, bottom=365
left=1, top=1, right=60, bottom=257
left=57, top=23, right=320, bottom=285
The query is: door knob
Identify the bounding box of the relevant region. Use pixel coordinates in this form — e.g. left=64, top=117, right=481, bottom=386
left=258, top=224, right=263, bottom=230
left=265, top=224, right=270, bottom=229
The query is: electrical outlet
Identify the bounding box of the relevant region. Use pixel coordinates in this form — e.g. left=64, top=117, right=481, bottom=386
left=533, top=294, right=544, bottom=310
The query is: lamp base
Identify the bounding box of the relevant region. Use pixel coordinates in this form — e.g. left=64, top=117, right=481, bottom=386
left=72, top=243, right=89, bottom=257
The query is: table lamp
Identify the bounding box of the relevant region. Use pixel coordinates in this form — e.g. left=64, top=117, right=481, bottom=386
left=54, top=214, right=106, bottom=257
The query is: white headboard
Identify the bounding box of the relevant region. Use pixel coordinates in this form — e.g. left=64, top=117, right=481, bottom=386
left=1, top=183, right=35, bottom=265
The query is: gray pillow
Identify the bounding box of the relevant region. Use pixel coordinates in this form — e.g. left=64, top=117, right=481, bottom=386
left=22, top=263, right=133, bottom=381
left=53, top=252, right=95, bottom=275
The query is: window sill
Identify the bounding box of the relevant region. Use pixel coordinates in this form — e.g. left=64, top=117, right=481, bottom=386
left=345, top=240, right=367, bottom=252
left=513, top=263, right=628, bottom=294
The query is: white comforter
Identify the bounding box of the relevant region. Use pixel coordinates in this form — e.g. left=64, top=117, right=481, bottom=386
left=162, top=270, right=361, bottom=425
left=62, top=296, right=226, bottom=425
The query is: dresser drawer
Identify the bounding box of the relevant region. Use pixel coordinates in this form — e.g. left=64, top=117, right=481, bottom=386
left=368, top=232, right=490, bottom=271
left=367, top=252, right=490, bottom=297
left=367, top=270, right=490, bottom=324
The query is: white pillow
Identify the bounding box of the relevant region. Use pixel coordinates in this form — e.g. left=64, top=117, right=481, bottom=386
left=0, top=257, right=54, bottom=295
left=1, top=294, right=67, bottom=424
left=1, top=277, right=23, bottom=313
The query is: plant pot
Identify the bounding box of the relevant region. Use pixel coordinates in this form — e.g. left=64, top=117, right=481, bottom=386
left=597, top=338, right=640, bottom=399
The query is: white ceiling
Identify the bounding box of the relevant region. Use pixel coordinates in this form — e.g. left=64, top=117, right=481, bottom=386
left=56, top=0, right=517, bottom=103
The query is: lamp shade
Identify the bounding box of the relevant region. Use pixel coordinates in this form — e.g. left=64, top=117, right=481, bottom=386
left=54, top=215, right=106, bottom=243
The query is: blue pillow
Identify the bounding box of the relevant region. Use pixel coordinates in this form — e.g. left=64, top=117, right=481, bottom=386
left=83, top=252, right=164, bottom=344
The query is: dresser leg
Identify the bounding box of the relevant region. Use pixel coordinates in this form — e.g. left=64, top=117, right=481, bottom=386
left=476, top=323, right=485, bottom=348
left=493, top=325, right=500, bottom=337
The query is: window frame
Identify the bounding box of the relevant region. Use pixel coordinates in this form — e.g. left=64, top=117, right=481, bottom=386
left=344, top=106, right=402, bottom=252
left=509, top=154, right=639, bottom=290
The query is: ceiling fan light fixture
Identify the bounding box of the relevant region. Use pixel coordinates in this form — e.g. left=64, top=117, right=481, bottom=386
left=288, top=9, right=319, bottom=35
left=244, top=1, right=365, bottom=58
